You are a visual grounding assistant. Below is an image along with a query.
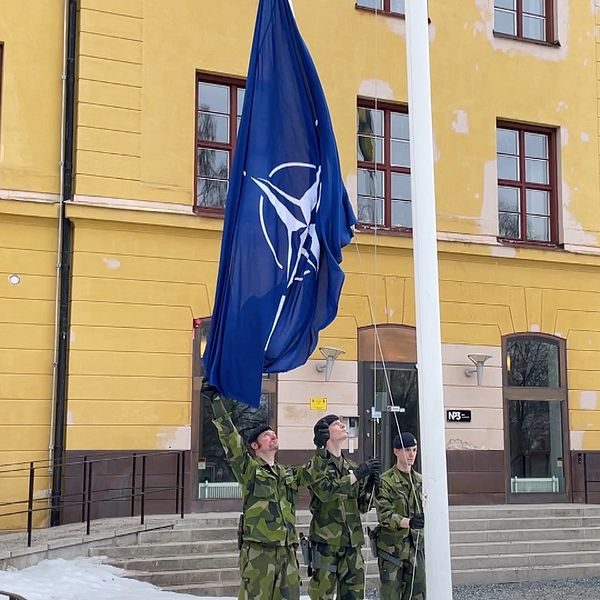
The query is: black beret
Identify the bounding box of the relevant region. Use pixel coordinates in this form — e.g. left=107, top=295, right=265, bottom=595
left=247, top=424, right=274, bottom=445
left=393, top=432, right=418, bottom=449
left=313, top=414, right=340, bottom=434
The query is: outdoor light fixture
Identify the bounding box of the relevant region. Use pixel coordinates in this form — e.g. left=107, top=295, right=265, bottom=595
left=316, top=346, right=345, bottom=381
left=464, top=353, right=492, bottom=386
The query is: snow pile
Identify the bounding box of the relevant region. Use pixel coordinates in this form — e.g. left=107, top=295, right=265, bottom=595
left=0, top=557, right=312, bottom=600
left=0, top=557, right=231, bottom=600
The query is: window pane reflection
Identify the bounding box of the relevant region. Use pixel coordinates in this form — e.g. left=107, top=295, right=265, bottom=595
left=523, top=14, right=546, bottom=40
left=499, top=211, right=520, bottom=238
left=527, top=215, right=550, bottom=241
left=390, top=0, right=405, bottom=13
left=498, top=186, right=520, bottom=212
left=358, top=196, right=384, bottom=225
left=392, top=200, right=412, bottom=228
left=506, top=339, right=560, bottom=387
left=357, top=0, right=382, bottom=8
left=495, top=9, right=517, bottom=35
left=197, top=179, right=228, bottom=208
left=498, top=155, right=519, bottom=181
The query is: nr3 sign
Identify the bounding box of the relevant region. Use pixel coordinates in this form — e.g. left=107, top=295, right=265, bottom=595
left=447, top=410, right=472, bottom=423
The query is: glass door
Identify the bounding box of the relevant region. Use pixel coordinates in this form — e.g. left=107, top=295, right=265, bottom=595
left=509, top=399, right=566, bottom=494
left=362, top=363, right=419, bottom=471
left=504, top=335, right=570, bottom=502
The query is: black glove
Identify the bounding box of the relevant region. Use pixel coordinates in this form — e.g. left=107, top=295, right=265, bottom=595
left=373, top=470, right=380, bottom=489
left=313, top=419, right=330, bottom=448
left=354, top=458, right=380, bottom=481
left=201, top=377, right=220, bottom=403
left=365, top=470, right=380, bottom=494
left=409, top=513, right=424, bottom=529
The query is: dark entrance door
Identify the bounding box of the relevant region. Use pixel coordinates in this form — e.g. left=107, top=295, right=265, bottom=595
left=360, top=362, right=420, bottom=471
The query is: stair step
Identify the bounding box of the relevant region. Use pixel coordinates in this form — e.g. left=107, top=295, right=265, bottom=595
left=451, top=525, right=600, bottom=543
left=163, top=571, right=382, bottom=597
left=126, top=567, right=241, bottom=586
left=451, top=537, right=600, bottom=556
left=114, top=552, right=240, bottom=571
left=449, top=505, right=600, bottom=519
left=450, top=516, right=600, bottom=531
left=452, top=549, right=600, bottom=570
left=90, top=539, right=238, bottom=559
left=453, top=562, right=600, bottom=585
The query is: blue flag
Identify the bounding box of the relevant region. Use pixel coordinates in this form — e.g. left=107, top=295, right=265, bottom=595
left=204, top=0, right=356, bottom=407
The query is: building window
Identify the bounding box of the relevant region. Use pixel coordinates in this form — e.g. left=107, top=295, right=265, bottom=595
left=496, top=123, right=556, bottom=244
left=195, top=74, right=245, bottom=211
left=357, top=100, right=411, bottom=230
left=494, top=0, right=553, bottom=42
left=356, top=0, right=404, bottom=14
left=503, top=334, right=568, bottom=497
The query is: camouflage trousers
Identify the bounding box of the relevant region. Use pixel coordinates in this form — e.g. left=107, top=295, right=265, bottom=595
left=308, top=543, right=364, bottom=600
left=377, top=550, right=425, bottom=600
left=238, top=541, right=300, bottom=600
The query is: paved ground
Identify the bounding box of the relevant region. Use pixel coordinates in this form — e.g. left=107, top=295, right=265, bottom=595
left=453, top=578, right=600, bottom=600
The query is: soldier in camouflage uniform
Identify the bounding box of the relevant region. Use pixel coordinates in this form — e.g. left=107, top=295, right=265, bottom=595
left=375, top=432, right=425, bottom=600
left=301, top=414, right=379, bottom=600
left=202, top=382, right=300, bottom=600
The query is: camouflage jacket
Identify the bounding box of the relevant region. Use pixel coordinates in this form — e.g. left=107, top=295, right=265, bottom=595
left=375, top=466, right=423, bottom=559
left=212, top=398, right=299, bottom=547
left=300, top=448, right=372, bottom=548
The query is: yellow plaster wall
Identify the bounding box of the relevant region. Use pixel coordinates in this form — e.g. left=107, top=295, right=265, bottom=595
left=0, top=206, right=58, bottom=527
left=0, top=1, right=63, bottom=194
left=65, top=211, right=219, bottom=450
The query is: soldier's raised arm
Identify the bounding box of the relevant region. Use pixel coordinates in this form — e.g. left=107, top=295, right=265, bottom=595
left=201, top=381, right=253, bottom=487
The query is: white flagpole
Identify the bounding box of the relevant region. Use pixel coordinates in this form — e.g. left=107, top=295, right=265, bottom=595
left=405, top=1, right=453, bottom=598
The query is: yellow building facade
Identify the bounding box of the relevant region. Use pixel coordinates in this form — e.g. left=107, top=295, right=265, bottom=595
left=2, top=0, right=600, bottom=525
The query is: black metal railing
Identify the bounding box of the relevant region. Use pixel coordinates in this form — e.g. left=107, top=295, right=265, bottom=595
left=0, top=450, right=186, bottom=547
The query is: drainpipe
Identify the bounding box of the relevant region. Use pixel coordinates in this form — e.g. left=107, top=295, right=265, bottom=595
left=50, top=0, right=77, bottom=527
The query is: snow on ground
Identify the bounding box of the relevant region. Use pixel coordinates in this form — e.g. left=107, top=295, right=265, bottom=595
left=0, top=557, right=312, bottom=600
left=0, top=557, right=231, bottom=600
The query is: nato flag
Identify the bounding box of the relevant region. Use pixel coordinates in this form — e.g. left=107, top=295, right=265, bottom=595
left=203, top=0, right=356, bottom=407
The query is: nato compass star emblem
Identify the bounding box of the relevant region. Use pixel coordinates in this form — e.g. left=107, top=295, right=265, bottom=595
left=250, top=162, right=322, bottom=350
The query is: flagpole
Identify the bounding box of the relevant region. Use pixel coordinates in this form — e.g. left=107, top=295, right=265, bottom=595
left=405, top=1, right=453, bottom=598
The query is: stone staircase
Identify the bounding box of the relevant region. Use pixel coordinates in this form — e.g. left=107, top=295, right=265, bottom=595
left=89, top=504, right=600, bottom=596
left=451, top=504, right=600, bottom=585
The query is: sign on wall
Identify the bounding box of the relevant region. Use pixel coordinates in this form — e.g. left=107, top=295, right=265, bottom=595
left=310, top=397, right=327, bottom=411
left=446, top=410, right=472, bottom=423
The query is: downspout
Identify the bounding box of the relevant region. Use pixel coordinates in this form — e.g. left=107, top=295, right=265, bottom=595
left=50, top=0, right=78, bottom=527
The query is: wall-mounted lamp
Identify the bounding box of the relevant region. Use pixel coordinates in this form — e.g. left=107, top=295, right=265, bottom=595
left=464, top=353, right=492, bottom=386
left=316, top=346, right=345, bottom=381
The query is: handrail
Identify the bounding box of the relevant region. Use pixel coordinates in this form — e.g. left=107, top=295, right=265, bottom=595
left=0, top=591, right=28, bottom=600
left=0, top=450, right=186, bottom=547
left=0, top=450, right=183, bottom=475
